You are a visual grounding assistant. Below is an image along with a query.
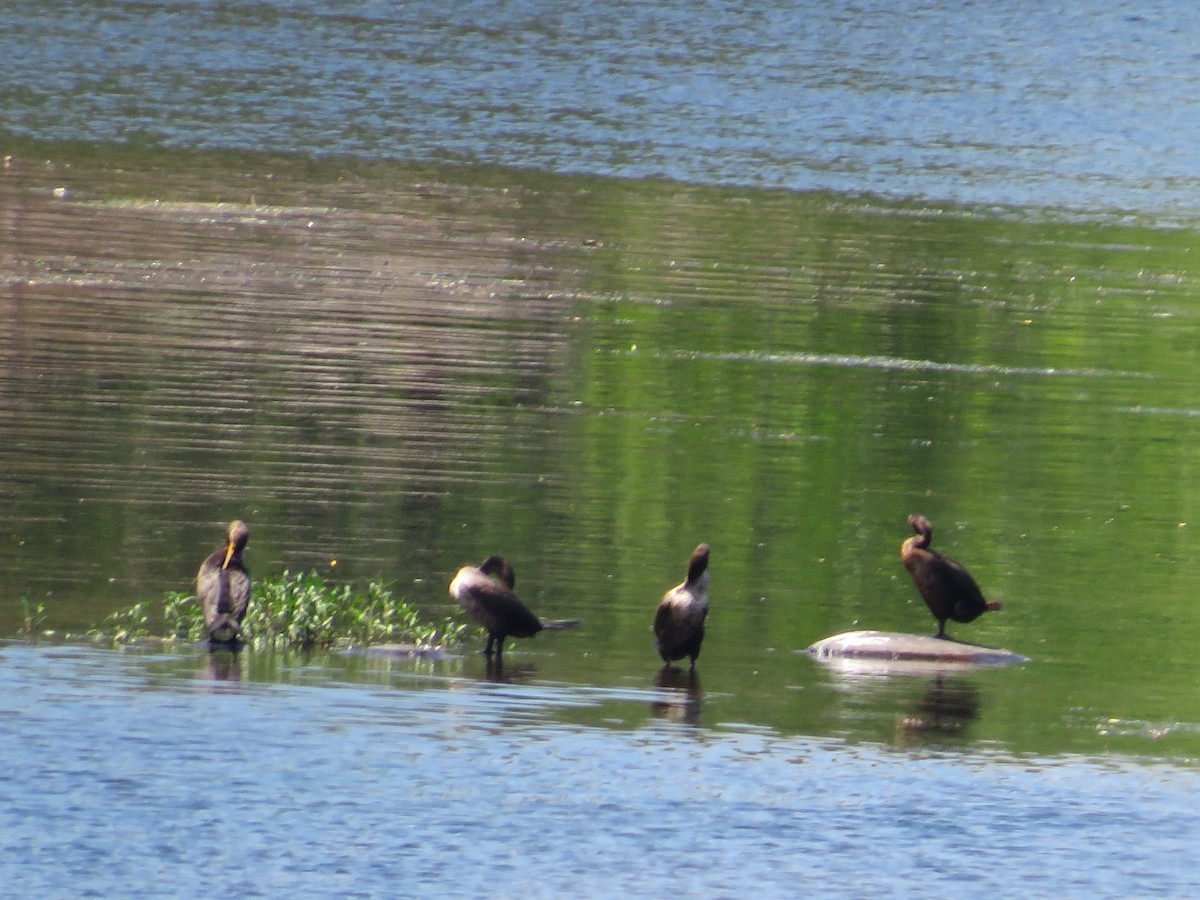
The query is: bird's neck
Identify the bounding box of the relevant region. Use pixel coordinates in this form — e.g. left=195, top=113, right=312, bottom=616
left=900, top=535, right=928, bottom=563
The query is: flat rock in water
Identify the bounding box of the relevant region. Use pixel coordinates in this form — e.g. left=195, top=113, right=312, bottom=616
left=805, top=630, right=1028, bottom=668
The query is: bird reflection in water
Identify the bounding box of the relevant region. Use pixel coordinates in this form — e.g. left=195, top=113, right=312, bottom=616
left=198, top=647, right=242, bottom=684
left=651, top=665, right=703, bottom=726
left=895, top=675, right=980, bottom=745
left=481, top=655, right=539, bottom=684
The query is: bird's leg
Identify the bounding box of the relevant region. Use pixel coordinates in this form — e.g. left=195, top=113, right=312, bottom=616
left=935, top=621, right=949, bottom=640
left=484, top=633, right=495, bottom=657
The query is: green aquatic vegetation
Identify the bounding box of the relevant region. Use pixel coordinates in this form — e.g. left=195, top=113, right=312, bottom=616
left=90, top=571, right=468, bottom=651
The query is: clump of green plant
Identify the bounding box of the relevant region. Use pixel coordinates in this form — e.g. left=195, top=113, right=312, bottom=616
left=89, top=570, right=468, bottom=651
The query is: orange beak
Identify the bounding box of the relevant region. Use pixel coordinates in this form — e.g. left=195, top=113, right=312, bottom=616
left=221, top=541, right=236, bottom=570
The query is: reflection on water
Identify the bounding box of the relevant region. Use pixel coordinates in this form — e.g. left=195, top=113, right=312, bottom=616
left=0, top=161, right=577, bottom=622
left=6, top=4, right=1200, bottom=885
left=481, top=655, right=541, bottom=685
left=199, top=647, right=242, bottom=684
left=4, top=150, right=1200, bottom=765
left=651, top=665, right=703, bottom=727
left=3, top=1, right=1199, bottom=214
left=4, top=643, right=1199, bottom=897
left=895, top=676, right=982, bottom=746
left=5, top=2, right=1200, bottom=886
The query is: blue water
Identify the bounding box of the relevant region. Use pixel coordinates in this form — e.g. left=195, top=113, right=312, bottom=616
left=6, top=4, right=1200, bottom=894
left=2, top=643, right=1197, bottom=898
left=3, top=0, right=1200, bottom=215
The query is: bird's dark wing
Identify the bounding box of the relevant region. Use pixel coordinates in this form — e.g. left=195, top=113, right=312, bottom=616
left=931, top=551, right=985, bottom=603
left=224, top=567, right=251, bottom=624
left=457, top=570, right=543, bottom=637
left=653, top=599, right=677, bottom=638
left=196, top=549, right=226, bottom=627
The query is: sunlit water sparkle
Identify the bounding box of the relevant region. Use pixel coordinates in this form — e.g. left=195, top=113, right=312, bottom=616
left=2, top=643, right=1196, bottom=897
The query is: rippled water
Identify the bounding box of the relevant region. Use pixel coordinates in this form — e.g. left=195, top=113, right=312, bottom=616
left=3, top=642, right=1197, bottom=897
left=5, top=2, right=1200, bottom=894
left=6, top=151, right=1200, bottom=747
left=5, top=154, right=1200, bottom=891
left=3, top=0, right=1200, bottom=215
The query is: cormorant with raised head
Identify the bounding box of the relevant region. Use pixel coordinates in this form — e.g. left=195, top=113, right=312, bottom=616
left=653, top=543, right=711, bottom=670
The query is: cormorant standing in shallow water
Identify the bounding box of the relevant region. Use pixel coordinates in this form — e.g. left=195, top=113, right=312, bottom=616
left=449, top=555, right=579, bottom=658
left=900, top=514, right=1000, bottom=639
left=197, top=520, right=250, bottom=645
left=653, top=543, right=710, bottom=670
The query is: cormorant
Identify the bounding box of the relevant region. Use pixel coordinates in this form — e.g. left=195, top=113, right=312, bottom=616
left=653, top=543, right=710, bottom=669
left=197, top=519, right=250, bottom=645
left=900, top=514, right=1000, bottom=639
left=449, top=555, right=578, bottom=658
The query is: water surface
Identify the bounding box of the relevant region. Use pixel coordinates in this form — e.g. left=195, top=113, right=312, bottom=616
left=3, top=0, right=1200, bottom=215
left=3, top=642, right=1197, bottom=897
left=4, top=150, right=1200, bottom=763
left=4, top=3, right=1200, bottom=893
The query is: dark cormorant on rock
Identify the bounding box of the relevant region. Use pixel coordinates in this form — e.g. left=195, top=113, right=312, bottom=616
left=901, top=514, right=1000, bottom=639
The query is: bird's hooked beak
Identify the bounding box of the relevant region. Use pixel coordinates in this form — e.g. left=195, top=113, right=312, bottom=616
left=221, top=541, right=236, bottom=570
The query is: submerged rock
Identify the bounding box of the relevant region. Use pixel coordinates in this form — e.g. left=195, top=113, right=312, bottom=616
left=805, top=630, right=1027, bottom=668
